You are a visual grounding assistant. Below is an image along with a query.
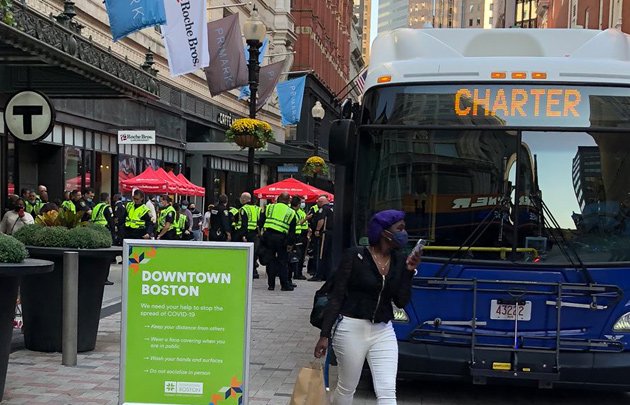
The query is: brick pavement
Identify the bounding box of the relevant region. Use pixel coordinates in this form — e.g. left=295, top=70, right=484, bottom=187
left=2, top=274, right=338, bottom=405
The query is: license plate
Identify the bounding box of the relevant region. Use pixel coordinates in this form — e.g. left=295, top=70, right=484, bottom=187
left=490, top=300, right=532, bottom=321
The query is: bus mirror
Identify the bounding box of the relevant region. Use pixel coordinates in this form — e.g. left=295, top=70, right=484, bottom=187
left=329, top=119, right=356, bottom=166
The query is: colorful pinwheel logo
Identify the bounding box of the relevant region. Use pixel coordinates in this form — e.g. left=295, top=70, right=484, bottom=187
left=209, top=376, right=243, bottom=405
left=128, top=247, right=157, bottom=273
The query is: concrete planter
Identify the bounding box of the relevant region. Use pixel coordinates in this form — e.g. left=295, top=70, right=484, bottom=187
left=0, top=259, right=53, bottom=402
left=20, top=246, right=120, bottom=353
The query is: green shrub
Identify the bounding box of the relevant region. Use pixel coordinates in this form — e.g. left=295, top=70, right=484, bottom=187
left=13, top=223, right=112, bottom=249
left=0, top=234, right=28, bottom=263
left=66, top=226, right=112, bottom=249
left=13, top=224, right=43, bottom=246
left=31, top=226, right=70, bottom=248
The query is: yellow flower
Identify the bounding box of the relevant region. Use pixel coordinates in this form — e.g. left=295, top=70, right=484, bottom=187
left=306, top=156, right=325, bottom=165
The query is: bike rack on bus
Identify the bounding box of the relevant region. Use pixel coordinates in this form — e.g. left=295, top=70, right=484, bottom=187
left=409, top=277, right=623, bottom=388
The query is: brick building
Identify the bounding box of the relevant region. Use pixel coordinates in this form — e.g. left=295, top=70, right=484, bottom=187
left=541, top=0, right=629, bottom=32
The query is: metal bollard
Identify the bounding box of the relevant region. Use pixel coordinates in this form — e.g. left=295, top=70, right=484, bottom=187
left=62, top=251, right=79, bottom=366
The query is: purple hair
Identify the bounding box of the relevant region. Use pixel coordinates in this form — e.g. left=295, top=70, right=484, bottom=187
left=367, top=210, right=405, bottom=246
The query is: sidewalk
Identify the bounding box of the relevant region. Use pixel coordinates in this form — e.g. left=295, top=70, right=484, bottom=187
left=2, top=270, right=328, bottom=405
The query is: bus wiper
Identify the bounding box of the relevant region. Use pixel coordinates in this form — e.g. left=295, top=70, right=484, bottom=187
left=529, top=193, right=595, bottom=285
left=435, top=196, right=511, bottom=278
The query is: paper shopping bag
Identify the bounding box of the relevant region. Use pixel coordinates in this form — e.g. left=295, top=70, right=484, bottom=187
left=289, top=362, right=329, bottom=405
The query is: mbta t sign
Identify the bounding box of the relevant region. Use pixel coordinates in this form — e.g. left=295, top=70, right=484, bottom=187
left=3, top=90, right=55, bottom=142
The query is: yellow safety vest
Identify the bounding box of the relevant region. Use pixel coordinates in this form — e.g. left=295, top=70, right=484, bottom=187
left=264, top=203, right=296, bottom=234
left=157, top=206, right=176, bottom=232
left=229, top=207, right=239, bottom=229
left=238, top=204, right=260, bottom=231
left=61, top=200, right=76, bottom=214
left=125, top=202, right=149, bottom=229
left=174, top=214, right=187, bottom=237
left=295, top=208, right=308, bottom=234
left=25, top=200, right=43, bottom=216
left=91, top=202, right=110, bottom=226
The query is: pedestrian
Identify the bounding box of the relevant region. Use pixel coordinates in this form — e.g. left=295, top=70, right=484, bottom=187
left=308, top=195, right=334, bottom=282
left=189, top=203, right=203, bottom=241
left=314, top=210, right=422, bottom=405
left=112, top=194, right=126, bottom=246
left=180, top=200, right=194, bottom=237
left=91, top=193, right=115, bottom=285
left=260, top=192, right=297, bottom=291
left=37, top=184, right=48, bottom=200
left=156, top=195, right=177, bottom=240
left=0, top=198, right=34, bottom=235
left=209, top=194, right=232, bottom=242
left=145, top=195, right=157, bottom=226
left=291, top=196, right=309, bottom=280
left=202, top=204, right=213, bottom=241
left=83, top=187, right=96, bottom=209
left=236, top=192, right=261, bottom=279
left=24, top=190, right=43, bottom=217
left=124, top=190, right=152, bottom=240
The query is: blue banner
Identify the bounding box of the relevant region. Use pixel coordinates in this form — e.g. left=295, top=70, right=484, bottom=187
left=277, top=76, right=306, bottom=126
left=105, top=0, right=167, bottom=42
left=238, top=38, right=269, bottom=100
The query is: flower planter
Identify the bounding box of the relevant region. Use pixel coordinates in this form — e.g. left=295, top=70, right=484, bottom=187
left=234, top=134, right=263, bottom=149
left=0, top=259, right=54, bottom=402
left=19, top=246, right=121, bottom=353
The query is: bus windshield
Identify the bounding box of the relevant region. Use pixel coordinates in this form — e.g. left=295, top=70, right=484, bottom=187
left=355, top=84, right=630, bottom=264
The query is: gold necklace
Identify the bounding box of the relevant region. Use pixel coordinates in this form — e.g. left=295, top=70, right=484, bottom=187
left=369, top=247, right=390, bottom=275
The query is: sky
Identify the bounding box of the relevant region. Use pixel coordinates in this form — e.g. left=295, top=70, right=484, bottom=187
left=370, top=0, right=379, bottom=49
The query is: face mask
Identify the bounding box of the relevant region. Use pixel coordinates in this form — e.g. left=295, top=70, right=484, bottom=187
left=86, top=198, right=93, bottom=202
left=300, top=203, right=306, bottom=209
left=182, top=205, right=188, bottom=210
left=386, top=230, right=408, bottom=248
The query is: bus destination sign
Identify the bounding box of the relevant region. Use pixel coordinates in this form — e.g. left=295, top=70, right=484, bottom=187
left=454, top=88, right=582, bottom=120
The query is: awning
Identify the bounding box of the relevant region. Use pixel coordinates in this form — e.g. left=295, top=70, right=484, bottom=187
left=254, top=178, right=334, bottom=203
left=120, top=167, right=168, bottom=194
left=0, top=3, right=159, bottom=99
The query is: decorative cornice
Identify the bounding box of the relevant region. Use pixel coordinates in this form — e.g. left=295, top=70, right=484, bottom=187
left=0, top=1, right=159, bottom=99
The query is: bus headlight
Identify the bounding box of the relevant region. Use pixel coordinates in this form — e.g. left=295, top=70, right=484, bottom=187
left=393, top=305, right=409, bottom=323
left=613, top=312, right=630, bottom=332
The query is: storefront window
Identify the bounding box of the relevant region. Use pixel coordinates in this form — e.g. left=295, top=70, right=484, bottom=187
left=119, top=155, right=137, bottom=193
left=7, top=137, right=15, bottom=196
left=84, top=150, right=93, bottom=190
left=96, top=153, right=112, bottom=196
left=64, top=146, right=82, bottom=192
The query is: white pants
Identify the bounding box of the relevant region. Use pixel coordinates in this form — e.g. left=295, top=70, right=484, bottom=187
left=332, top=316, right=398, bottom=405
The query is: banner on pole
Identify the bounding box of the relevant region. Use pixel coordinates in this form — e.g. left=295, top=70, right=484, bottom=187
left=105, top=0, right=166, bottom=42
left=238, top=38, right=270, bottom=100
left=205, top=14, right=249, bottom=96
left=161, top=0, right=210, bottom=77
left=277, top=76, right=307, bottom=126
left=255, top=60, right=285, bottom=111
left=120, top=240, right=253, bottom=405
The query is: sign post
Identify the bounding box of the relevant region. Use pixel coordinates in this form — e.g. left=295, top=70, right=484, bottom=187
left=120, top=241, right=253, bottom=405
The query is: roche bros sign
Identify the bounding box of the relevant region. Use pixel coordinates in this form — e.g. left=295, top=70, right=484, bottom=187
left=118, top=130, right=156, bottom=145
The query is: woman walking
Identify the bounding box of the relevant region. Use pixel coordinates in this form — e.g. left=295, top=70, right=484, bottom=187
left=314, top=210, right=421, bottom=404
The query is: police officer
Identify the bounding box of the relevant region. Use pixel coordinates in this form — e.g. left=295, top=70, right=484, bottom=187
left=72, top=190, right=91, bottom=220
left=306, top=202, right=320, bottom=276
left=229, top=204, right=239, bottom=234
left=291, top=196, right=309, bottom=280
left=61, top=191, right=76, bottom=213
left=309, top=195, right=334, bottom=282
left=261, top=192, right=297, bottom=291
left=237, top=192, right=261, bottom=279
left=156, top=195, right=177, bottom=240
left=91, top=193, right=115, bottom=285
left=209, top=194, right=232, bottom=242
left=24, top=190, right=44, bottom=217
left=124, top=190, right=152, bottom=240
left=112, top=194, right=127, bottom=246
left=175, top=203, right=192, bottom=240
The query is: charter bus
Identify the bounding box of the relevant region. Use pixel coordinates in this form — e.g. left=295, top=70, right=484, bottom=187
left=329, top=28, right=630, bottom=389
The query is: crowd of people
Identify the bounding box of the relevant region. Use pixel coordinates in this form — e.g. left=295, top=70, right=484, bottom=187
left=1, top=185, right=335, bottom=291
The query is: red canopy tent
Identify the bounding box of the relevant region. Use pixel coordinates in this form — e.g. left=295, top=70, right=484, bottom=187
left=254, top=178, right=334, bottom=203
left=120, top=167, right=168, bottom=193
left=65, top=173, right=91, bottom=191
left=152, top=168, right=185, bottom=195
left=165, top=169, right=195, bottom=196
left=176, top=173, right=204, bottom=196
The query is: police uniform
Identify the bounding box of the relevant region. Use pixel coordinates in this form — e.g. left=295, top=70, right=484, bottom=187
left=24, top=199, right=44, bottom=216
left=113, top=200, right=127, bottom=245
left=209, top=203, right=231, bottom=241
left=306, top=205, right=320, bottom=275
left=91, top=201, right=114, bottom=234
left=61, top=200, right=76, bottom=213
left=238, top=203, right=261, bottom=279
left=157, top=205, right=177, bottom=240
left=229, top=206, right=239, bottom=232
left=262, top=202, right=297, bottom=291
left=124, top=202, right=152, bottom=239
left=292, top=207, right=309, bottom=280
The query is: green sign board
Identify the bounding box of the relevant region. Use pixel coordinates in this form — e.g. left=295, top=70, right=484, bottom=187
left=120, top=241, right=253, bottom=405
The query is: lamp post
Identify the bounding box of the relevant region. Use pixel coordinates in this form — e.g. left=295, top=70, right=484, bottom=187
left=311, top=100, right=325, bottom=181
left=243, top=6, right=266, bottom=194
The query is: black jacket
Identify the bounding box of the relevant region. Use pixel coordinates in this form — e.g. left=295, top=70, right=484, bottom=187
left=320, top=246, right=414, bottom=338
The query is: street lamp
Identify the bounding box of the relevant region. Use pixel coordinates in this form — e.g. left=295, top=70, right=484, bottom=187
left=311, top=100, right=325, bottom=157
left=243, top=6, right=266, bottom=194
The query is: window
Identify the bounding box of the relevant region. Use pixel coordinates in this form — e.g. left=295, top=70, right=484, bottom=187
left=489, top=2, right=493, bottom=10
left=469, top=18, right=473, bottom=26
left=489, top=17, right=493, bottom=25
left=477, top=18, right=481, bottom=25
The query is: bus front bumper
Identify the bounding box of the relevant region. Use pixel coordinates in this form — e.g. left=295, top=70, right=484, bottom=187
left=397, top=341, right=630, bottom=390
